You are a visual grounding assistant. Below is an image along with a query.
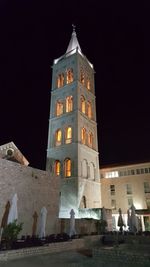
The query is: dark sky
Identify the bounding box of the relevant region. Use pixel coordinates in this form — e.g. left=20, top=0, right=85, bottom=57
left=0, top=1, right=149, bottom=170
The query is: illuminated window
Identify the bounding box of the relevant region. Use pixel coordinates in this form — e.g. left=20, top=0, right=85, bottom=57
left=105, top=171, right=119, bottom=178
left=55, top=129, right=62, bottom=146
left=81, top=96, right=86, bottom=114
left=56, top=100, right=63, bottom=116
left=111, top=199, right=116, bottom=210
left=87, top=101, right=92, bottom=119
left=66, top=69, right=73, bottom=84
left=57, top=73, right=64, bottom=88
left=54, top=160, right=61, bottom=176
left=110, top=185, right=115, bottom=196
left=65, top=127, right=72, bottom=144
left=66, top=96, right=73, bottom=113
left=88, top=132, right=93, bottom=147
left=87, top=79, right=90, bottom=90
left=126, top=184, right=132, bottom=195
left=80, top=70, right=85, bottom=85
left=81, top=128, right=86, bottom=144
left=64, top=158, right=71, bottom=177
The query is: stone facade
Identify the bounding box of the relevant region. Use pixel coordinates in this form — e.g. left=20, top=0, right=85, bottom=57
left=0, top=158, right=60, bottom=236
left=46, top=29, right=101, bottom=218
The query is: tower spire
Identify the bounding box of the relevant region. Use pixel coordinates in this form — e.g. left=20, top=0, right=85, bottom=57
left=66, top=25, right=81, bottom=54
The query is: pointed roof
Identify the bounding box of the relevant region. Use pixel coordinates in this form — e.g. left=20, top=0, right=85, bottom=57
left=66, top=26, right=81, bottom=54
left=53, top=26, right=93, bottom=69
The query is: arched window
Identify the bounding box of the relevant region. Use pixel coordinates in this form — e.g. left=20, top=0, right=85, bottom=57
left=66, top=69, right=73, bottom=84
left=87, top=79, right=90, bottom=90
left=89, top=162, right=95, bottom=180
left=81, top=127, right=86, bottom=144
left=56, top=100, right=63, bottom=116
left=54, top=160, right=61, bottom=176
left=88, top=132, right=93, bottom=148
left=87, top=101, right=92, bottom=119
left=64, top=158, right=71, bottom=177
left=82, top=159, right=88, bottom=178
left=80, top=70, right=85, bottom=85
left=66, top=96, right=73, bottom=113
left=65, top=127, right=72, bottom=144
left=55, top=129, right=62, bottom=146
left=80, top=96, right=86, bottom=114
left=57, top=73, right=64, bottom=88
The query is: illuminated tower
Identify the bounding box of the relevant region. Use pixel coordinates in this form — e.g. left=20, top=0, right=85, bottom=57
left=46, top=27, right=101, bottom=218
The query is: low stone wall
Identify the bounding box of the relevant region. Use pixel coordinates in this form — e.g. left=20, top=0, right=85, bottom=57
left=0, top=239, right=84, bottom=262
left=93, top=247, right=150, bottom=265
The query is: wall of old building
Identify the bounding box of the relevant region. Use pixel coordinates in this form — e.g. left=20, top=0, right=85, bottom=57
left=0, top=158, right=60, bottom=236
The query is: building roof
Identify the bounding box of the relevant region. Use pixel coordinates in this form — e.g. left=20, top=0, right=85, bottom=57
left=0, top=141, right=29, bottom=166
left=100, top=158, right=150, bottom=170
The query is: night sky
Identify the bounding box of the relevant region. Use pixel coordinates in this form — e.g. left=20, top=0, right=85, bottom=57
left=0, top=1, right=149, bottom=170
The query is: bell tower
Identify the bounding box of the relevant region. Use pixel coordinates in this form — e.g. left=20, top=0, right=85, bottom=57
left=46, top=27, right=101, bottom=218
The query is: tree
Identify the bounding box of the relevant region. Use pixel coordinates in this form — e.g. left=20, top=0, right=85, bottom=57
left=2, top=220, right=23, bottom=249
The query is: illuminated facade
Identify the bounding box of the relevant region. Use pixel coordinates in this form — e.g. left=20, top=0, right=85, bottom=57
left=46, top=28, right=101, bottom=218
left=100, top=161, right=150, bottom=231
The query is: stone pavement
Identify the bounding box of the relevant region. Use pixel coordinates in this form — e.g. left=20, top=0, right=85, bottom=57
left=0, top=250, right=91, bottom=267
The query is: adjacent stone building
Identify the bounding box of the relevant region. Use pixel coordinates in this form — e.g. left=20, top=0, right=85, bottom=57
left=0, top=142, right=60, bottom=236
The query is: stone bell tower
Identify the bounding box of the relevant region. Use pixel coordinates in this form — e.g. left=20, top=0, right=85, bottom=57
left=46, top=27, right=101, bottom=218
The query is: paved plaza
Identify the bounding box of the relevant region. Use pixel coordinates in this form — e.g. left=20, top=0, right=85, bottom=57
left=1, top=249, right=150, bottom=267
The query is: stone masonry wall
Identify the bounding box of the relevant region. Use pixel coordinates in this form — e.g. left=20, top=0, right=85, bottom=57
left=0, top=158, right=60, bottom=236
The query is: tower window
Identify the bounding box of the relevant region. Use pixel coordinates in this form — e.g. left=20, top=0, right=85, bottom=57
left=56, top=100, right=63, bottom=116
left=80, top=70, right=85, bottom=85
left=64, top=158, right=71, bottom=177
left=87, top=79, right=90, bottom=90
left=66, top=96, right=73, bottom=113
left=80, top=96, right=86, bottom=114
left=88, top=132, right=93, bottom=148
left=87, top=101, right=92, bottom=119
left=57, top=73, right=64, bottom=88
left=65, top=127, right=72, bottom=144
left=66, top=69, right=73, bottom=84
left=54, top=160, right=61, bottom=176
left=81, top=127, right=86, bottom=144
left=55, top=129, right=62, bottom=146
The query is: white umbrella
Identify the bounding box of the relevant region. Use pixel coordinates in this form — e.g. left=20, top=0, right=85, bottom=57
left=127, top=209, right=131, bottom=231
left=130, top=204, right=138, bottom=233
left=69, top=209, right=76, bottom=237
left=38, top=207, right=47, bottom=238
left=7, top=193, right=18, bottom=224
left=117, top=208, right=125, bottom=232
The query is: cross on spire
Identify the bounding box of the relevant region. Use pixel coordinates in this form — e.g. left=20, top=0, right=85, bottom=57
left=72, top=24, right=76, bottom=32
